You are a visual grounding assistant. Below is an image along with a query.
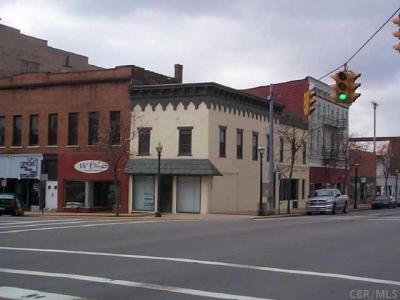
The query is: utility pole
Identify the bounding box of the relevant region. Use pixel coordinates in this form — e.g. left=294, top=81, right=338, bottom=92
left=268, top=84, right=275, bottom=213
left=371, top=101, right=378, bottom=154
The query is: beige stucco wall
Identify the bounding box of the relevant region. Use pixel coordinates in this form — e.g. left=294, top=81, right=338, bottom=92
left=208, top=107, right=276, bottom=213
left=129, top=99, right=310, bottom=215
left=131, top=102, right=209, bottom=158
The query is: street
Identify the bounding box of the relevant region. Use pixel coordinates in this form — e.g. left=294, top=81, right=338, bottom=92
left=0, top=209, right=400, bottom=300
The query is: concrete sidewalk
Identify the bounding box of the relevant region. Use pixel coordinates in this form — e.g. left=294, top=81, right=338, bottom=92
left=21, top=203, right=371, bottom=221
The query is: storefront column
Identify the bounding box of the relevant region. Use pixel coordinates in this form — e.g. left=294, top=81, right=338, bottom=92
left=85, top=181, right=90, bottom=208
left=172, top=176, right=177, bottom=214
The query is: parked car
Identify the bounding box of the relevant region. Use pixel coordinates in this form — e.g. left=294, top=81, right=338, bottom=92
left=371, top=195, right=397, bottom=209
left=306, top=188, right=349, bottom=215
left=0, top=193, right=24, bottom=216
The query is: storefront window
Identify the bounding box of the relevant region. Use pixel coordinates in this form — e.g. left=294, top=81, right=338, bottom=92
left=133, top=176, right=155, bottom=211
left=93, top=181, right=118, bottom=208
left=64, top=181, right=85, bottom=206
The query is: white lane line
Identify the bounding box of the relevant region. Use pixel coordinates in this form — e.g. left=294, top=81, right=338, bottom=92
left=0, top=268, right=273, bottom=300
left=0, top=286, right=84, bottom=300
left=369, top=218, right=400, bottom=221
left=1, top=246, right=399, bottom=287
left=0, top=220, right=160, bottom=234
left=0, top=219, right=82, bottom=226
left=0, top=221, right=87, bottom=229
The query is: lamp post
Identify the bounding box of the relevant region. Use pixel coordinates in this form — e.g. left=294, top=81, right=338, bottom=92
left=155, top=142, right=163, bottom=217
left=354, top=163, right=359, bottom=209
left=258, top=146, right=265, bottom=216
left=396, top=169, right=399, bottom=207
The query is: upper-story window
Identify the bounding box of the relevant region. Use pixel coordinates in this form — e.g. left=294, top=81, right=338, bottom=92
left=13, top=115, right=22, bottom=147
left=138, top=128, right=151, bottom=156
left=252, top=132, right=258, bottom=161
left=21, top=60, right=39, bottom=73
left=266, top=134, right=270, bottom=162
left=219, top=126, right=226, bottom=158
left=88, top=112, right=99, bottom=145
left=279, top=136, right=284, bottom=162
left=0, top=116, right=4, bottom=147
left=179, top=127, right=193, bottom=156
left=303, top=142, right=307, bottom=164
left=109, top=111, right=120, bottom=145
left=236, top=129, right=243, bottom=159
left=29, top=114, right=39, bottom=146
left=68, top=112, right=78, bottom=146
left=48, top=113, right=58, bottom=146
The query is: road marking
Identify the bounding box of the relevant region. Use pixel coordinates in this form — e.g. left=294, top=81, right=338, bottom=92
left=0, top=219, right=82, bottom=226
left=0, top=221, right=86, bottom=229
left=0, top=286, right=84, bottom=300
left=1, top=246, right=400, bottom=287
left=0, top=268, right=273, bottom=300
left=369, top=218, right=400, bottom=221
left=0, top=220, right=159, bottom=234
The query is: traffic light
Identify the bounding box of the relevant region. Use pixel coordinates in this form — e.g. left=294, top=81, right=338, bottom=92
left=347, top=71, right=361, bottom=103
left=303, top=90, right=317, bottom=116
left=330, top=70, right=361, bottom=104
left=393, top=14, right=400, bottom=53
left=330, top=71, right=349, bottom=103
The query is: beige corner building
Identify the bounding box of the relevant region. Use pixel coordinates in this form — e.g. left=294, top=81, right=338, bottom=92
left=125, top=82, right=309, bottom=215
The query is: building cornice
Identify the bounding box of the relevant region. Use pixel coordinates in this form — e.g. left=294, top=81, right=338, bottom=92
left=130, top=82, right=284, bottom=120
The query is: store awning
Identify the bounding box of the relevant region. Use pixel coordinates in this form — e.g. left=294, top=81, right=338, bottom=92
left=124, top=159, right=222, bottom=176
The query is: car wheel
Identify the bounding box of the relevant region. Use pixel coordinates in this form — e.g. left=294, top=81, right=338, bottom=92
left=342, top=202, right=348, bottom=214
left=331, top=203, right=336, bottom=214
left=307, top=212, right=312, bottom=215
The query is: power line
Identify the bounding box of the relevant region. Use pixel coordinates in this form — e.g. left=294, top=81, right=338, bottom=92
left=319, top=7, right=400, bottom=80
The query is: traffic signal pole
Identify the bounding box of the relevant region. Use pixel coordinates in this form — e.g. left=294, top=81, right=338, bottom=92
left=268, top=84, right=275, bottom=213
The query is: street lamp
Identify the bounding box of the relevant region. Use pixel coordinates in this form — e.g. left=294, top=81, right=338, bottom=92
left=354, top=163, right=359, bottom=209
left=258, top=146, right=265, bottom=216
left=396, top=169, right=399, bottom=206
left=155, top=142, right=163, bottom=217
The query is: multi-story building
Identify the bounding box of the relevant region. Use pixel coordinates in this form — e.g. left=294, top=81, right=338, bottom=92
left=125, top=82, right=309, bottom=214
left=243, top=76, right=349, bottom=193
left=0, top=64, right=182, bottom=212
left=0, top=24, right=101, bottom=77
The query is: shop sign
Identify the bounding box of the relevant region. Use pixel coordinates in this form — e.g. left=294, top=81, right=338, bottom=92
left=20, top=157, right=39, bottom=178
left=74, top=160, right=109, bottom=174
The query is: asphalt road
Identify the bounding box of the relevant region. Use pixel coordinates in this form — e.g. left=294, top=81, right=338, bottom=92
left=0, top=209, right=400, bottom=300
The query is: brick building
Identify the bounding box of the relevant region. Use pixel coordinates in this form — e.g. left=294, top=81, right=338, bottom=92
left=0, top=64, right=183, bottom=212
left=243, top=77, right=349, bottom=193
left=0, top=24, right=101, bottom=77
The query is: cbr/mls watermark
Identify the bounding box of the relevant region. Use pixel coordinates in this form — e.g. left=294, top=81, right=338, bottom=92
left=350, top=289, right=399, bottom=299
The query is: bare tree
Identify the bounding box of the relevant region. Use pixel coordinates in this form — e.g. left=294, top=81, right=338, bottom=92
left=376, top=143, right=391, bottom=195
left=96, top=112, right=139, bottom=216
left=277, top=123, right=308, bottom=214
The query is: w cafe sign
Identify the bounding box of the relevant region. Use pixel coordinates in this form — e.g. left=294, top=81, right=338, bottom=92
left=74, top=160, right=109, bottom=174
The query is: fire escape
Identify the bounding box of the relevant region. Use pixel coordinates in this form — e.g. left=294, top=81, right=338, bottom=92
left=321, top=116, right=347, bottom=167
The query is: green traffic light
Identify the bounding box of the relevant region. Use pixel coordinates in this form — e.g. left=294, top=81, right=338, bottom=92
left=338, top=92, right=347, bottom=102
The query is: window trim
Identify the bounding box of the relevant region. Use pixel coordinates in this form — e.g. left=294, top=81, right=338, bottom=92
left=138, top=127, right=151, bottom=156
left=178, top=126, right=193, bottom=156
left=68, top=112, right=79, bottom=146
left=252, top=131, right=258, bottom=161
left=48, top=113, right=58, bottom=146
left=236, top=129, right=243, bottom=160
left=219, top=126, right=227, bottom=158
left=13, top=115, right=22, bottom=147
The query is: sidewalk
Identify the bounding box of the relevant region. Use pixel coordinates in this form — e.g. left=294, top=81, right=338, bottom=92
left=21, top=203, right=371, bottom=220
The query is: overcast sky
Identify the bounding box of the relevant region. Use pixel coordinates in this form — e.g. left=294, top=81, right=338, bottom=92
left=1, top=0, right=399, bottom=137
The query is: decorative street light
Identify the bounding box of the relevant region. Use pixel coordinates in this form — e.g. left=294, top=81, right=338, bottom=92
left=354, top=163, right=359, bottom=209
left=258, top=146, right=265, bottom=216
left=155, top=142, right=163, bottom=217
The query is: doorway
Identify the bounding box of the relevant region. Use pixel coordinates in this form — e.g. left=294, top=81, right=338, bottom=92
left=160, top=175, right=173, bottom=213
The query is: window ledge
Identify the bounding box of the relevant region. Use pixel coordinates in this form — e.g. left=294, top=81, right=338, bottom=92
left=66, top=145, right=79, bottom=148
left=46, top=145, right=59, bottom=148
left=27, top=146, right=40, bottom=148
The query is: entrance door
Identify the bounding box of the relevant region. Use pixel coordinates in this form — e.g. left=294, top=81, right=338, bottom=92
left=45, top=181, right=58, bottom=209
left=160, top=175, right=173, bottom=213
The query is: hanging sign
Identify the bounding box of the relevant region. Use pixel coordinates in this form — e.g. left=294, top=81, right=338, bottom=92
left=74, top=160, right=109, bottom=174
